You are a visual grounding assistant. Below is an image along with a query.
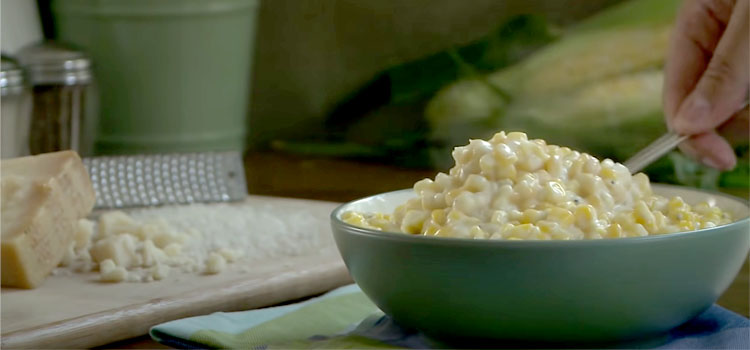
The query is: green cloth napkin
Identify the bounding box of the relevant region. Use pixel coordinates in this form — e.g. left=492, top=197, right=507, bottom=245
left=150, top=284, right=400, bottom=349
left=150, top=284, right=750, bottom=349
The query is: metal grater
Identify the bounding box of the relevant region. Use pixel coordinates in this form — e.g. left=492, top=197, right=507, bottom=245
left=83, top=151, right=248, bottom=209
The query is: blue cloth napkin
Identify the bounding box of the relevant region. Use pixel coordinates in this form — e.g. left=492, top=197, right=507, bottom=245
left=151, top=284, right=749, bottom=349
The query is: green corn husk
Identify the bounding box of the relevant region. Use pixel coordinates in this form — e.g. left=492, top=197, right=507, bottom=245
left=425, top=71, right=668, bottom=169
left=500, top=70, right=666, bottom=160
left=426, top=0, right=680, bottom=135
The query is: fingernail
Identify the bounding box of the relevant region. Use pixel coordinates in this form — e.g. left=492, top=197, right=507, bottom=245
left=701, top=154, right=736, bottom=170
left=717, top=151, right=737, bottom=170
left=674, top=95, right=710, bottom=132
left=701, top=157, right=722, bottom=169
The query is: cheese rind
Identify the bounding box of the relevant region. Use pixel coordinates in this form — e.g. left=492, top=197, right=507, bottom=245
left=1, top=151, right=96, bottom=288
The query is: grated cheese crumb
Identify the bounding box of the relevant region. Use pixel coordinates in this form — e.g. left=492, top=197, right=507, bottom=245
left=56, top=200, right=332, bottom=283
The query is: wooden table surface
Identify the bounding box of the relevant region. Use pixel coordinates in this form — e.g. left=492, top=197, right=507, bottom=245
left=101, top=151, right=748, bottom=349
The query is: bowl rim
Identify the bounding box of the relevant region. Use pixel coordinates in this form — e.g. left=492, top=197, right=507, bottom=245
left=331, top=183, right=750, bottom=248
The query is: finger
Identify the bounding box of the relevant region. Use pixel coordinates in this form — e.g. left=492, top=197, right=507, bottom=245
left=679, top=104, right=748, bottom=169
left=663, top=0, right=735, bottom=125
left=672, top=0, right=749, bottom=135
left=678, top=131, right=737, bottom=170
left=717, top=104, right=749, bottom=146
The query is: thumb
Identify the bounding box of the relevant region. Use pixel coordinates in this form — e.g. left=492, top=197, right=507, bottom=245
left=672, top=0, right=749, bottom=135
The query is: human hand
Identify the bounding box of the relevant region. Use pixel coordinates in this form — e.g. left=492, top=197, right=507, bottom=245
left=663, top=0, right=748, bottom=170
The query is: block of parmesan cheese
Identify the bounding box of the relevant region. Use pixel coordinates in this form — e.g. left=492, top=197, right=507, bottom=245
left=1, top=151, right=95, bottom=288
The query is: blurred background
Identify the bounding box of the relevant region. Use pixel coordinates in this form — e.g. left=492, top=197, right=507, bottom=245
left=1, top=0, right=747, bottom=199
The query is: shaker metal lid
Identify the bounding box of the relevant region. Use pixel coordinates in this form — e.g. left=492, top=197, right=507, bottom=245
left=16, top=41, right=91, bottom=85
left=1, top=55, right=25, bottom=96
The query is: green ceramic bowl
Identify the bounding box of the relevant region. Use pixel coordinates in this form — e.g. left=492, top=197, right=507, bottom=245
left=330, top=184, right=749, bottom=343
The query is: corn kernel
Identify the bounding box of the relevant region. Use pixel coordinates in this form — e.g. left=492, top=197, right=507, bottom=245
left=493, top=143, right=518, bottom=164
left=545, top=156, right=566, bottom=179
left=447, top=209, right=466, bottom=222
left=547, top=207, right=574, bottom=226
left=414, top=178, right=435, bottom=194
left=600, top=167, right=617, bottom=180
left=504, top=223, right=540, bottom=239
left=544, top=181, right=567, bottom=203
left=606, top=223, right=623, bottom=238
left=464, top=174, right=489, bottom=193
left=678, top=220, right=695, bottom=231
left=491, top=210, right=507, bottom=224
left=521, top=209, right=545, bottom=224
left=423, top=223, right=441, bottom=236
left=536, top=220, right=559, bottom=234
left=701, top=221, right=717, bottom=229
left=401, top=210, right=428, bottom=234
left=479, top=154, right=496, bottom=179
left=582, top=154, right=601, bottom=174
left=632, top=223, right=649, bottom=237
left=454, top=192, right=479, bottom=216
left=496, top=163, right=517, bottom=179
left=574, top=205, right=597, bottom=229
left=632, top=173, right=652, bottom=195
left=668, top=196, right=686, bottom=212
left=506, top=132, right=528, bottom=142
left=518, top=143, right=549, bottom=172
left=568, top=158, right=585, bottom=178
left=550, top=230, right=574, bottom=240
left=489, top=131, right=507, bottom=144
left=434, top=172, right=452, bottom=189
left=444, top=189, right=463, bottom=206
left=431, top=209, right=447, bottom=225
left=470, top=225, right=489, bottom=239
left=368, top=213, right=392, bottom=231
left=634, top=200, right=657, bottom=232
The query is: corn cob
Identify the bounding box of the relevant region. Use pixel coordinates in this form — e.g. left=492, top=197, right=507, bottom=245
left=500, top=69, right=666, bottom=160
left=486, top=25, right=672, bottom=97
left=425, top=0, right=683, bottom=166
left=425, top=0, right=681, bottom=138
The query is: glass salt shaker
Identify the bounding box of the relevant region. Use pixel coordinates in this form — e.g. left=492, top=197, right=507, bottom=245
left=17, top=41, right=94, bottom=155
left=0, top=56, right=33, bottom=159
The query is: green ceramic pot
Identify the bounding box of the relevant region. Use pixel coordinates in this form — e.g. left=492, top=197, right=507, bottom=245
left=330, top=184, right=749, bottom=343
left=52, top=0, right=258, bottom=154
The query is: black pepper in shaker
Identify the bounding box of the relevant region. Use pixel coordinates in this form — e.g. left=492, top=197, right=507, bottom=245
left=17, top=41, right=93, bottom=155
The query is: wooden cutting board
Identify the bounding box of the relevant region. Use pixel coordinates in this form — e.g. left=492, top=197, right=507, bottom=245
left=1, top=196, right=353, bottom=349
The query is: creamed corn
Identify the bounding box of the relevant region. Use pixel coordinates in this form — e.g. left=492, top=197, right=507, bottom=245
left=343, top=132, right=732, bottom=240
